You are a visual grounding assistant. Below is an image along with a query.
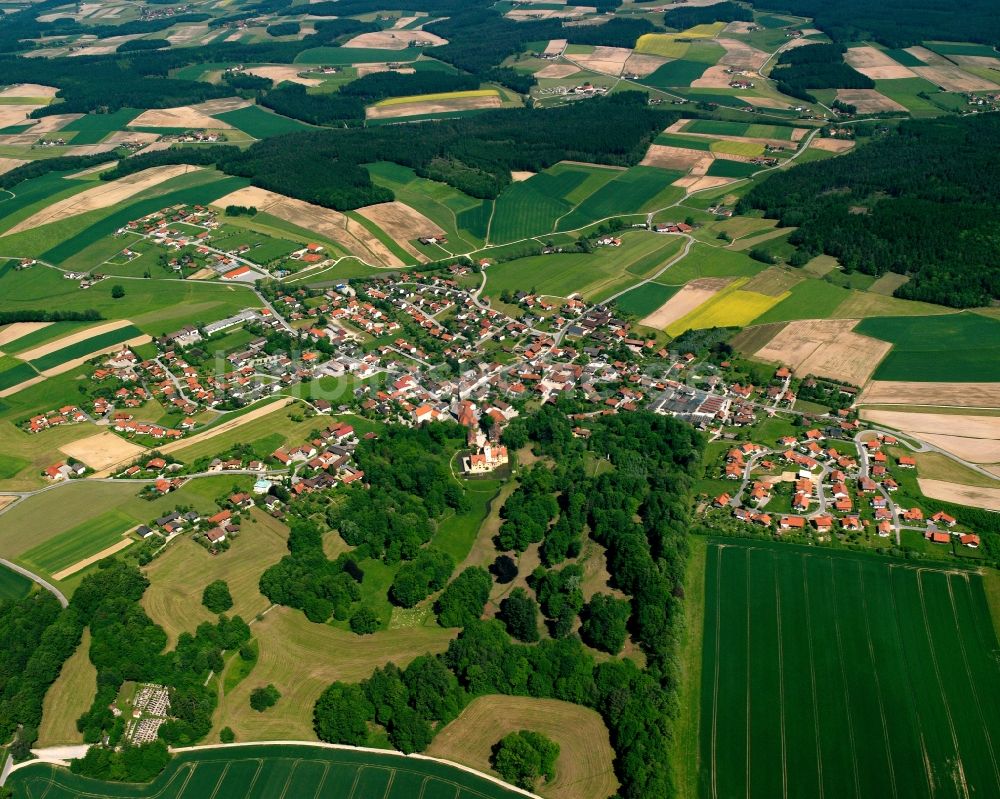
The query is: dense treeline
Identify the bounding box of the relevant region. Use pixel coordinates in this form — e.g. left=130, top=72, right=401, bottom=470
left=739, top=114, right=1000, bottom=305
left=116, top=39, right=170, bottom=53
left=313, top=410, right=703, bottom=799
left=259, top=84, right=365, bottom=127
left=770, top=43, right=873, bottom=102
left=99, top=93, right=675, bottom=208
left=664, top=0, right=752, bottom=29
left=753, top=0, right=1000, bottom=48
left=0, top=309, right=102, bottom=323
left=339, top=71, right=481, bottom=103
left=0, top=593, right=82, bottom=757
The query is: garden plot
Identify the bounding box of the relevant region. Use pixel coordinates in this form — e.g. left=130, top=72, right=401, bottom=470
left=755, top=318, right=892, bottom=385
left=836, top=89, right=907, bottom=113
left=844, top=46, right=916, bottom=79
left=214, top=186, right=406, bottom=267
left=3, top=165, right=200, bottom=235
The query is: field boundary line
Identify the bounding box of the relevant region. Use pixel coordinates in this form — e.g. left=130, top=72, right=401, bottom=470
left=886, top=565, right=936, bottom=796
left=772, top=553, right=788, bottom=799
left=744, top=545, right=751, bottom=799
left=710, top=544, right=723, bottom=799
left=828, top=560, right=862, bottom=799
left=916, top=570, right=970, bottom=799
left=946, top=575, right=1000, bottom=790
left=801, top=557, right=825, bottom=799
left=857, top=562, right=898, bottom=799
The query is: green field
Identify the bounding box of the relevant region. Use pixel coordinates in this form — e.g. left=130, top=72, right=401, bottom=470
left=29, top=324, right=142, bottom=372
left=614, top=281, right=680, bottom=317
left=750, top=278, right=852, bottom=324
left=653, top=133, right=716, bottom=151
left=882, top=47, right=927, bottom=66
left=705, top=159, right=758, bottom=178
left=19, top=509, right=133, bottom=576
left=642, top=58, right=714, bottom=88
left=873, top=78, right=944, bottom=117
left=4, top=321, right=93, bottom=355
left=856, top=312, right=1000, bottom=382
left=0, top=172, right=96, bottom=235
left=925, top=41, right=1000, bottom=57
left=294, top=47, right=422, bottom=65
left=684, top=120, right=795, bottom=139
left=485, top=232, right=685, bottom=302
left=659, top=243, right=765, bottom=285
left=698, top=539, right=1000, bottom=799
left=0, top=360, right=38, bottom=390
left=58, top=109, right=140, bottom=144
left=212, top=105, right=312, bottom=138
left=7, top=743, right=526, bottom=799
left=556, top=166, right=684, bottom=231
left=0, top=563, right=32, bottom=600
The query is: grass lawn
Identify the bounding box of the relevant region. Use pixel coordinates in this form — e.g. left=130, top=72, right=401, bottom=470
left=212, top=105, right=312, bottom=138
left=7, top=743, right=527, bottom=799
left=856, top=312, right=1000, bottom=382
left=614, top=281, right=681, bottom=317
left=697, top=539, right=1000, bottom=799
left=37, top=628, right=96, bottom=747
left=18, top=509, right=134, bottom=576
left=484, top=233, right=685, bottom=302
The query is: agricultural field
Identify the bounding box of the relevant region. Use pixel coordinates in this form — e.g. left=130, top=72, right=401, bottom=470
left=17, top=509, right=134, bottom=578
left=7, top=743, right=526, bottom=799
left=28, top=323, right=143, bottom=372
left=555, top=166, right=685, bottom=231
left=750, top=278, right=852, bottom=324
left=56, top=108, right=139, bottom=144
left=0, top=562, right=32, bottom=600
left=664, top=278, right=788, bottom=337
left=614, top=281, right=680, bottom=317
left=856, top=313, right=1000, bottom=382
left=484, top=233, right=686, bottom=302
left=697, top=540, right=1000, bottom=799
left=212, top=105, right=312, bottom=137
left=37, top=628, right=96, bottom=747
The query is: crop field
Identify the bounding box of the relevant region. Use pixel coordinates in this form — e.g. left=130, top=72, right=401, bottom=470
left=7, top=743, right=526, bottom=799
left=212, top=105, right=311, bottom=137
left=685, top=120, right=795, bottom=139
left=366, top=161, right=489, bottom=249
left=705, top=159, right=758, bottom=178
left=485, top=233, right=685, bottom=302
left=654, top=133, right=715, bottom=151
left=0, top=562, right=31, bottom=599
left=660, top=244, right=765, bottom=286
left=0, top=172, right=97, bottom=235
left=856, top=313, right=1000, bottom=382
left=698, top=539, right=1000, bottom=799
left=28, top=324, right=142, bottom=372
left=614, top=281, right=680, bottom=317
left=57, top=108, right=140, bottom=144
left=556, top=166, right=684, bottom=230
left=0, top=360, right=38, bottom=391
left=665, top=280, right=787, bottom=337
left=873, top=78, right=944, bottom=116
left=18, top=509, right=133, bottom=576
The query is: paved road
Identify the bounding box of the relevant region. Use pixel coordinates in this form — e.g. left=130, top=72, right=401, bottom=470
left=0, top=559, right=68, bottom=608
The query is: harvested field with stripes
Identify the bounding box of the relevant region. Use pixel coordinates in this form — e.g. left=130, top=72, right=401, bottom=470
left=698, top=540, right=1000, bottom=799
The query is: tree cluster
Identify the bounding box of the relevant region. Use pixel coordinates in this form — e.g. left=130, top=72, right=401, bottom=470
left=664, top=1, right=752, bottom=29
left=770, top=44, right=874, bottom=103
left=492, top=730, right=559, bottom=790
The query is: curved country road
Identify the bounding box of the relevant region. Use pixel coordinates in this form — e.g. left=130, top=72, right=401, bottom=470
left=0, top=558, right=68, bottom=608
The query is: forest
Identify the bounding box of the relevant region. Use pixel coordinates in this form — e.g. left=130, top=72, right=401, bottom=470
left=770, top=43, right=874, bottom=102
left=313, top=409, right=704, bottom=799
left=754, top=0, right=1000, bottom=48
left=664, top=0, right=752, bottom=29
left=739, top=114, right=1000, bottom=306
left=97, top=93, right=677, bottom=208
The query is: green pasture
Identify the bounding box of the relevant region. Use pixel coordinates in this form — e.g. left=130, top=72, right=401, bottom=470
left=58, top=109, right=140, bottom=144
left=484, top=233, right=685, bottom=302
left=654, top=133, right=715, bottom=151
left=30, top=324, right=142, bottom=372
left=7, top=743, right=526, bottom=798
left=659, top=243, right=765, bottom=285
left=0, top=452, right=29, bottom=479
left=614, top=281, right=680, bottom=317
left=698, top=540, right=1000, bottom=799
left=642, top=58, right=714, bottom=89
left=489, top=170, right=585, bottom=243
left=19, top=509, right=134, bottom=576
left=556, top=166, right=684, bottom=231
left=706, top=159, right=758, bottom=178
left=0, top=267, right=251, bottom=338
left=685, top=120, right=795, bottom=139
left=856, top=312, right=1000, bottom=382
left=750, top=278, right=851, bottom=324
left=873, top=78, right=945, bottom=117
left=212, top=105, right=312, bottom=138
left=0, top=563, right=32, bottom=600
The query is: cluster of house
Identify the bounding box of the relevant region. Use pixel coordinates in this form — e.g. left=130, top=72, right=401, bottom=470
left=42, top=461, right=87, bottom=482
left=138, top=502, right=243, bottom=545
left=23, top=405, right=87, bottom=434
left=653, top=221, right=694, bottom=235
